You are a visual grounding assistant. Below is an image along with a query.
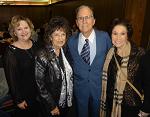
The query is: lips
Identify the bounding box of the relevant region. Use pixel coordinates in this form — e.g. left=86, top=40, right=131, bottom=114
left=21, top=33, right=29, bottom=37
left=115, top=42, right=121, bottom=44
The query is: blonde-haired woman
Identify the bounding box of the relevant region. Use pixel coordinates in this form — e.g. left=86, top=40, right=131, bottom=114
left=3, top=15, right=42, bottom=117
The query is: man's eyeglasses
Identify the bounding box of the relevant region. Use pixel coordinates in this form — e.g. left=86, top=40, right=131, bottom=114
left=77, top=15, right=93, bottom=21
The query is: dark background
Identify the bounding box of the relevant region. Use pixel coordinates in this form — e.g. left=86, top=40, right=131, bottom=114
left=0, top=0, right=149, bottom=48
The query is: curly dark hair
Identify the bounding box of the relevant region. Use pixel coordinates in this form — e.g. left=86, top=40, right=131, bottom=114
left=44, top=16, right=70, bottom=44
left=109, top=18, right=133, bottom=39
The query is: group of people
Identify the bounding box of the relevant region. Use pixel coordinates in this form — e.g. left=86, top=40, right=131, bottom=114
left=1, top=4, right=150, bottom=117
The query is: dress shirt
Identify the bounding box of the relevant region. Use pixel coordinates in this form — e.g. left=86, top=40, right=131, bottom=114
left=78, top=29, right=96, bottom=65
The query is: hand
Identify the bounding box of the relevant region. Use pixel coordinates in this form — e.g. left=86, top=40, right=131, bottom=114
left=138, top=110, right=150, bottom=117
left=50, top=106, right=60, bottom=116
left=17, top=100, right=28, bottom=109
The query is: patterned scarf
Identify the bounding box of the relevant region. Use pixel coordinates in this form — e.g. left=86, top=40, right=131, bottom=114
left=59, top=48, right=73, bottom=108
left=100, top=42, right=131, bottom=117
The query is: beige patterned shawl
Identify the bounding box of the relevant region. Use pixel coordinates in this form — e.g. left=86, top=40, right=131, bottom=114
left=100, top=42, right=131, bottom=117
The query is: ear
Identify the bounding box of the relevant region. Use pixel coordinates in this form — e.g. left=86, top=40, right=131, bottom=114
left=93, top=18, right=96, bottom=26
left=49, top=36, right=52, bottom=40
left=14, top=32, right=17, bottom=36
left=76, top=19, right=79, bottom=27
left=48, top=36, right=53, bottom=43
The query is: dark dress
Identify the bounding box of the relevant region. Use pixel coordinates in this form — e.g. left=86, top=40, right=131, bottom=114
left=3, top=42, right=42, bottom=117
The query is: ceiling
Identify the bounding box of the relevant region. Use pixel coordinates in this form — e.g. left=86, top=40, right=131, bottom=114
left=0, top=0, right=63, bottom=5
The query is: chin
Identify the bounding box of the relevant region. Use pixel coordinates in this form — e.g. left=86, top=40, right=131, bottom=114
left=114, top=45, right=122, bottom=48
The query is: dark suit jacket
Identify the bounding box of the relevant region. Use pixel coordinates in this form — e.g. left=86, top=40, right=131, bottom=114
left=67, top=29, right=112, bottom=100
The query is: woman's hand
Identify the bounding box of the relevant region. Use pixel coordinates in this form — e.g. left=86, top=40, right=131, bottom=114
left=17, top=100, right=28, bottom=109
left=50, top=106, right=60, bottom=116
left=138, top=110, right=150, bottom=117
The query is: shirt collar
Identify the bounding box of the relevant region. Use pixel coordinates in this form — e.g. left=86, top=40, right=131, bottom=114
left=79, top=29, right=95, bottom=44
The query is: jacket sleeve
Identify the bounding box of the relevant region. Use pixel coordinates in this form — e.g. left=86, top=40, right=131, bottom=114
left=35, top=51, right=57, bottom=113
left=137, top=52, right=150, bottom=113
left=105, top=31, right=112, bottom=51
left=3, top=47, right=23, bottom=104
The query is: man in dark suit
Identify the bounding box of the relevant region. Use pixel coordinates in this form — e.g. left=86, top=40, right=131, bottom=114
left=67, top=5, right=112, bottom=117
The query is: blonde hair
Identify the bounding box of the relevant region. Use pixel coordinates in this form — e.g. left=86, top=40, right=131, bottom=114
left=8, top=15, right=35, bottom=41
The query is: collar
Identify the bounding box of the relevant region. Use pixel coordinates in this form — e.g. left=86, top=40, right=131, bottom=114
left=79, top=29, right=95, bottom=44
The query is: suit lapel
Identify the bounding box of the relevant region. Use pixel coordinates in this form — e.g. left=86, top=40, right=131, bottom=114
left=91, top=30, right=101, bottom=66
left=73, top=33, right=91, bottom=66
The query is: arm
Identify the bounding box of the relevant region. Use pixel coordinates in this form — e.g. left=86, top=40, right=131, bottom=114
left=137, top=52, right=150, bottom=115
left=35, top=51, right=58, bottom=113
left=3, top=47, right=23, bottom=105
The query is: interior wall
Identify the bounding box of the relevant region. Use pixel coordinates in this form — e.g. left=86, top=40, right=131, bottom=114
left=0, top=0, right=124, bottom=31
left=141, top=0, right=150, bottom=49
left=51, top=0, right=124, bottom=31
left=0, top=6, right=51, bottom=30
left=124, top=0, right=147, bottom=46
left=0, top=0, right=149, bottom=48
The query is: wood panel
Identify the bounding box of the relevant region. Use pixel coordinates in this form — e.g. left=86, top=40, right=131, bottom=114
left=141, top=0, right=150, bottom=49
left=0, top=6, right=51, bottom=30
left=0, top=0, right=148, bottom=48
left=52, top=0, right=124, bottom=31
left=124, top=0, right=147, bottom=46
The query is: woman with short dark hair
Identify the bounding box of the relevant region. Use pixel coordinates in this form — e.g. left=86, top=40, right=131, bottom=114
left=100, top=18, right=146, bottom=117
left=35, top=16, right=73, bottom=117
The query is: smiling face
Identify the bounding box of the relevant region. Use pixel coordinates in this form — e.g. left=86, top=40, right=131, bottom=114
left=14, top=20, right=31, bottom=42
left=76, top=6, right=95, bottom=38
left=112, top=24, right=129, bottom=49
left=50, top=28, right=66, bottom=50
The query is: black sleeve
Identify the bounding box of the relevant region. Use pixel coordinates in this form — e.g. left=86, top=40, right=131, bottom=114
left=3, top=47, right=23, bottom=104
left=35, top=50, right=57, bottom=113
left=138, top=51, right=150, bottom=113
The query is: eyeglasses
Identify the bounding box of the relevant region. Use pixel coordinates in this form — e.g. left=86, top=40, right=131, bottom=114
left=77, top=15, right=93, bottom=21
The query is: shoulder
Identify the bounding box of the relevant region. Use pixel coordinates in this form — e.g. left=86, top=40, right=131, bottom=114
left=5, top=45, right=17, bottom=55
left=94, top=29, right=109, bottom=37
left=67, top=33, right=79, bottom=48
left=35, top=47, right=47, bottom=58
left=94, top=29, right=111, bottom=43
left=131, top=42, right=145, bottom=56
left=35, top=47, right=49, bottom=66
left=68, top=33, right=79, bottom=41
left=35, top=45, right=56, bottom=62
left=94, top=29, right=112, bottom=49
left=141, top=49, right=150, bottom=62
left=3, top=45, right=18, bottom=64
left=137, top=47, right=145, bottom=55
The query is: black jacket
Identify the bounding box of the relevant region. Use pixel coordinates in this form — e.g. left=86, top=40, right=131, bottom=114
left=137, top=50, right=150, bottom=113
left=35, top=45, right=72, bottom=114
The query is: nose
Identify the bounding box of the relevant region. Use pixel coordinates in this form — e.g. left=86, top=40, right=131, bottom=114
left=58, top=35, right=65, bottom=40
left=116, top=34, right=122, bottom=40
left=21, top=29, right=26, bottom=34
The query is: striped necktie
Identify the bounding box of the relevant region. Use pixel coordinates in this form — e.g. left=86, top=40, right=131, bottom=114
left=80, top=39, right=90, bottom=65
